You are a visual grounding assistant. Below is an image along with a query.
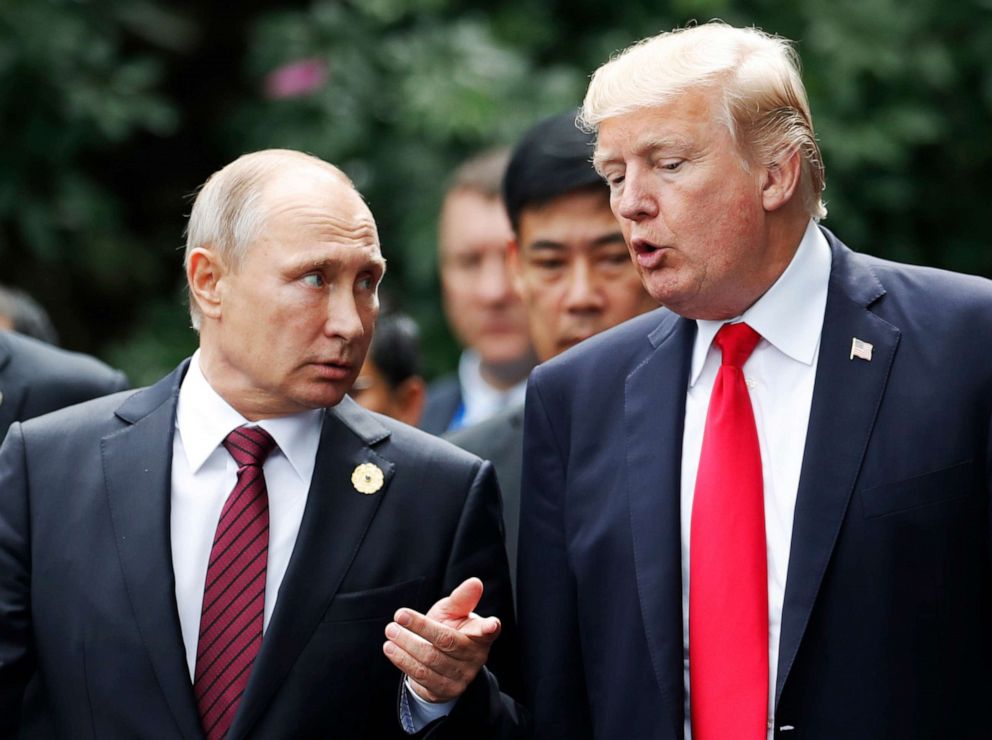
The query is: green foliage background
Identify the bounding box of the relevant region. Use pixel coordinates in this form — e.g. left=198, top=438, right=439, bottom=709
left=1, top=0, right=989, bottom=385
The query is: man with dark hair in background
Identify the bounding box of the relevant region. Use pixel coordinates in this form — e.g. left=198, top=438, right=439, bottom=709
left=420, top=149, right=535, bottom=435
left=448, top=110, right=656, bottom=589
left=351, top=312, right=427, bottom=427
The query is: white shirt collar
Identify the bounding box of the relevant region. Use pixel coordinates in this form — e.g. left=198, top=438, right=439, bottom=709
left=176, top=350, right=324, bottom=483
left=689, top=220, right=832, bottom=386
left=456, top=349, right=528, bottom=424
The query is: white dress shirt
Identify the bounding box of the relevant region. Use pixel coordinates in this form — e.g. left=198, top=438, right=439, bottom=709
left=171, top=352, right=445, bottom=733
left=680, top=221, right=832, bottom=738
left=457, top=350, right=528, bottom=428
left=171, top=351, right=321, bottom=678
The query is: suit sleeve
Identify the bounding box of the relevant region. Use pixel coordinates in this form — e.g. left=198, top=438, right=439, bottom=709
left=422, top=458, right=527, bottom=739
left=516, top=374, right=593, bottom=739
left=0, top=424, right=34, bottom=736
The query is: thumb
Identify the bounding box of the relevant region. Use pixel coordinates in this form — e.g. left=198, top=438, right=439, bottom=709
left=429, top=577, right=484, bottom=621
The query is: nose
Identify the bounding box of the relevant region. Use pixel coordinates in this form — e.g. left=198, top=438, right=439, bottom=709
left=614, top=170, right=658, bottom=223
left=563, top=258, right=605, bottom=314
left=476, top=252, right=515, bottom=305
left=324, top=289, right=369, bottom=342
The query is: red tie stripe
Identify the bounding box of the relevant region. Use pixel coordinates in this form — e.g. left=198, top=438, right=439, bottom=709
left=194, top=425, right=276, bottom=740
left=690, top=323, right=769, bottom=739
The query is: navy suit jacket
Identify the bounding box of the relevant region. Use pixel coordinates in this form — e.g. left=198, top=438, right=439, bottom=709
left=518, top=230, right=992, bottom=739
left=0, top=362, right=522, bottom=739
left=0, top=330, right=128, bottom=442
left=420, top=374, right=463, bottom=436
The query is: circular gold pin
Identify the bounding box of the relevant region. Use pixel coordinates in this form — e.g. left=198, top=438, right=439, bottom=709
left=351, top=462, right=384, bottom=494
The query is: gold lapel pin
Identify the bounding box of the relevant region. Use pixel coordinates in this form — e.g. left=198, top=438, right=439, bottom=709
left=850, top=337, right=873, bottom=362
left=352, top=462, right=384, bottom=494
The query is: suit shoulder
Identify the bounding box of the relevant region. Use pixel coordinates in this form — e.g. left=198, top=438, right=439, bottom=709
left=2, top=331, right=127, bottom=392
left=19, top=387, right=138, bottom=439
left=419, top=373, right=462, bottom=435
left=445, top=404, right=522, bottom=459
left=533, top=307, right=672, bottom=384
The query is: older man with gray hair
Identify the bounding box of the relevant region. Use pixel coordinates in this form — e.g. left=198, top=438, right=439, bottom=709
left=518, top=21, right=992, bottom=740
left=0, top=149, right=523, bottom=739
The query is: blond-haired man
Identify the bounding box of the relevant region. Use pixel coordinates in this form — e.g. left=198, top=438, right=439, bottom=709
left=518, top=22, right=992, bottom=740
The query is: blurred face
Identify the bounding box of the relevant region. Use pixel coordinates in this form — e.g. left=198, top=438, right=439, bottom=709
left=510, top=188, right=657, bottom=362
left=192, top=170, right=385, bottom=420
left=351, top=357, right=425, bottom=427
left=439, top=190, right=531, bottom=368
left=594, top=88, right=791, bottom=320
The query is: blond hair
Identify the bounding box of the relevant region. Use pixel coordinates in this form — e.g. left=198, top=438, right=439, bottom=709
left=581, top=22, right=826, bottom=220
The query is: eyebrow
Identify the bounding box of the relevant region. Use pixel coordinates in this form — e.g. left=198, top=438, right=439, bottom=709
left=525, top=233, right=626, bottom=252
left=593, top=134, right=693, bottom=172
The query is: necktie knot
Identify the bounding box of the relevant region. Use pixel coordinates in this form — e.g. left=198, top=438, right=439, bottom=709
left=222, top=425, right=277, bottom=469
left=715, top=322, right=761, bottom=369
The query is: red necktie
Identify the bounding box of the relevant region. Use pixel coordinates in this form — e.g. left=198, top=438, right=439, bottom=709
left=690, top=323, right=768, bottom=739
left=194, top=425, right=276, bottom=740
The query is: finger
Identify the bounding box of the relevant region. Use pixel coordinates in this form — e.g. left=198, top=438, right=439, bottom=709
left=382, top=640, right=465, bottom=703
left=392, top=610, right=477, bottom=656
left=384, top=622, right=473, bottom=680
left=425, top=577, right=483, bottom=623
left=454, top=614, right=501, bottom=640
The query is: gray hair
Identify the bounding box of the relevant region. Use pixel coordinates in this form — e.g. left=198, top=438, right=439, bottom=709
left=184, top=149, right=352, bottom=330
left=581, top=22, right=826, bottom=220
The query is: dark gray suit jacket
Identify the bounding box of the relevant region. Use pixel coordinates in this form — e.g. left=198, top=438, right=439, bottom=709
left=0, top=361, right=522, bottom=739
left=519, top=230, right=992, bottom=739
left=420, top=374, right=462, bottom=436
left=446, top=404, right=524, bottom=595
left=0, top=330, right=128, bottom=441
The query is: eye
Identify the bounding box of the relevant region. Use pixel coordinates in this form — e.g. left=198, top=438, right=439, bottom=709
left=356, top=273, right=377, bottom=291
left=302, top=273, right=325, bottom=288
left=660, top=159, right=684, bottom=172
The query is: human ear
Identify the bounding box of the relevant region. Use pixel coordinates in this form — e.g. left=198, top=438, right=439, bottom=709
left=187, top=247, right=226, bottom=321
left=761, top=147, right=802, bottom=212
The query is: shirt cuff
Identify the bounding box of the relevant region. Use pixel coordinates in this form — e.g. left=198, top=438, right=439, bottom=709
left=399, top=676, right=457, bottom=733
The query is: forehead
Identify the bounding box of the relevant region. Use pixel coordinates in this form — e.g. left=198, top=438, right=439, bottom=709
left=439, top=190, right=511, bottom=253
left=518, top=189, right=618, bottom=243
left=257, top=172, right=382, bottom=259
left=593, top=89, right=726, bottom=165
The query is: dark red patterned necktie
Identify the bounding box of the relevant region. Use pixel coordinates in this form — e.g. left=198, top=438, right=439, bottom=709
left=194, top=425, right=276, bottom=740
left=690, top=323, right=768, bottom=739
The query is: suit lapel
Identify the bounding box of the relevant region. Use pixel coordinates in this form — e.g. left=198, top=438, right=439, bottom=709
left=229, top=397, right=394, bottom=739
left=101, top=361, right=204, bottom=740
left=775, top=237, right=899, bottom=705
left=624, top=313, right=694, bottom=736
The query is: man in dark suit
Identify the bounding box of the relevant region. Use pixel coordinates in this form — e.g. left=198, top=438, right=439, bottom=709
left=448, top=110, right=655, bottom=589
left=518, top=22, right=992, bottom=740
left=0, top=150, right=521, bottom=739
left=420, top=149, right=535, bottom=435
left=0, top=328, right=128, bottom=441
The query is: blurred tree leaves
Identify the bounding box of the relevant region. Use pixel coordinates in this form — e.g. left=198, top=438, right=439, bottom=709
left=0, top=0, right=989, bottom=383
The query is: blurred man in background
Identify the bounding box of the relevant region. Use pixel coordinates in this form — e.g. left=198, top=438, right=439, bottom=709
left=0, top=282, right=128, bottom=442
left=420, top=149, right=535, bottom=435
left=0, top=283, right=60, bottom=345
left=448, top=110, right=656, bottom=589
left=351, top=312, right=427, bottom=427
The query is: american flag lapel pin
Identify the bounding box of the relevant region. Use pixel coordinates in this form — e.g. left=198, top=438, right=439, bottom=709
left=850, top=337, right=873, bottom=361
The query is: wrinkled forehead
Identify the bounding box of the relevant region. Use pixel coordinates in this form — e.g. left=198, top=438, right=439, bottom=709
left=261, top=168, right=380, bottom=247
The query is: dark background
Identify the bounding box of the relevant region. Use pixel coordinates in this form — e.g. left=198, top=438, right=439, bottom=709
left=2, top=0, right=989, bottom=384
